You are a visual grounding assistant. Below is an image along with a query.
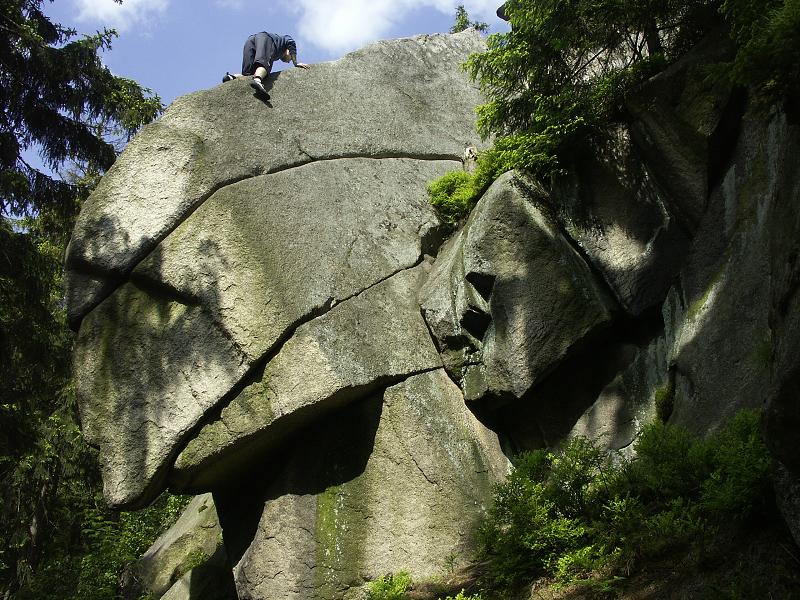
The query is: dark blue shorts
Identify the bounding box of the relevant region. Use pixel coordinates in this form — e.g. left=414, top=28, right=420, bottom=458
left=242, top=32, right=275, bottom=75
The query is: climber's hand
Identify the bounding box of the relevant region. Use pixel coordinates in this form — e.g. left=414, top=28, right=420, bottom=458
left=296, top=62, right=310, bottom=69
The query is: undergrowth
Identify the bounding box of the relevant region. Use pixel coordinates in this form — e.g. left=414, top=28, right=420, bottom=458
left=15, top=493, right=191, bottom=600
left=365, top=410, right=780, bottom=599
left=367, top=571, right=413, bottom=600
left=477, top=409, right=773, bottom=597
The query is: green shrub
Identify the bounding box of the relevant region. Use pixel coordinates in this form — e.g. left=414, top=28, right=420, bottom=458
left=16, top=493, right=191, bottom=600
left=428, top=171, right=474, bottom=225
left=427, top=148, right=509, bottom=227
left=699, top=409, right=772, bottom=515
left=478, top=410, right=773, bottom=596
left=439, top=591, right=483, bottom=600
left=367, top=570, right=412, bottom=600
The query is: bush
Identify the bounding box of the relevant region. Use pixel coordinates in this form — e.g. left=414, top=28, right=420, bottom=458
left=427, top=149, right=509, bottom=227
left=478, top=410, right=772, bottom=596
left=367, top=570, right=412, bottom=600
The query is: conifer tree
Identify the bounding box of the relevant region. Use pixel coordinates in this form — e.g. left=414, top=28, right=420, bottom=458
left=0, top=1, right=161, bottom=595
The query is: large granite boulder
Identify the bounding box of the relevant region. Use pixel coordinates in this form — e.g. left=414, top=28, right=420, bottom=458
left=70, top=30, right=513, bottom=600
left=71, top=32, right=487, bottom=510
left=664, top=109, right=800, bottom=434
left=136, top=494, right=235, bottom=600
left=64, top=30, right=487, bottom=328
left=419, top=171, right=616, bottom=406
left=552, top=126, right=690, bottom=316
left=215, top=369, right=507, bottom=600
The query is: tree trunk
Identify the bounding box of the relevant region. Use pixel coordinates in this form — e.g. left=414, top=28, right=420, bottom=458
left=645, top=18, right=663, bottom=56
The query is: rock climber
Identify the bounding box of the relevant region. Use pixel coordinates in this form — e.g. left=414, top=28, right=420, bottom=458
left=223, top=31, right=309, bottom=100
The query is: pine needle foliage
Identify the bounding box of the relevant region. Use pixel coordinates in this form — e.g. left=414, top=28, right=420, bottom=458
left=477, top=410, right=773, bottom=597
left=0, top=2, right=162, bottom=596
left=430, top=0, right=800, bottom=223
left=0, top=0, right=162, bottom=226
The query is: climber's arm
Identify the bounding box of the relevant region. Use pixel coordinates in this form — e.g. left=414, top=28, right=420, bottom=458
left=291, top=53, right=310, bottom=69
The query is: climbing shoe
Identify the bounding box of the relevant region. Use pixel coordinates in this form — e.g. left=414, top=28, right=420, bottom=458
left=222, top=72, right=235, bottom=83
left=250, top=77, right=270, bottom=100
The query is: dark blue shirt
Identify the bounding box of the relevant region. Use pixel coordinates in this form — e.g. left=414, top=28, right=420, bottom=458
left=261, top=32, right=296, bottom=61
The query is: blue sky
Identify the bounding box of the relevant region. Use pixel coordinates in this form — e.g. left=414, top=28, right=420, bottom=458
left=45, top=0, right=510, bottom=107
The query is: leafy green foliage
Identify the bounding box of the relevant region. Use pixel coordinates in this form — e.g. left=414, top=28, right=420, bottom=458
left=427, top=149, right=507, bottom=226
left=477, top=410, right=772, bottom=596
left=367, top=570, right=413, bottom=600
left=450, top=5, right=489, bottom=34
left=0, top=2, right=162, bottom=596
left=720, top=0, right=800, bottom=101
left=15, top=493, right=190, bottom=600
left=432, top=0, right=800, bottom=224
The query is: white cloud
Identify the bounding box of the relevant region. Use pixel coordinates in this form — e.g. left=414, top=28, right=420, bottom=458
left=290, top=0, right=502, bottom=55
left=72, top=0, right=169, bottom=32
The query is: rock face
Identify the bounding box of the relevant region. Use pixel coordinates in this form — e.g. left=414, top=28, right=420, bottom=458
left=136, top=494, right=235, bottom=600
left=217, top=370, right=506, bottom=600
left=419, top=172, right=615, bottom=405
left=552, top=126, right=690, bottom=316
left=664, top=109, right=800, bottom=434
left=69, top=28, right=800, bottom=600
left=64, top=32, right=488, bottom=328
left=70, top=29, right=487, bottom=510
left=71, top=30, right=510, bottom=600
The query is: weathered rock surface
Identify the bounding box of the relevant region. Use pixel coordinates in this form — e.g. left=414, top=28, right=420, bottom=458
left=132, top=157, right=449, bottom=363
left=553, top=127, right=690, bottom=316
left=74, top=283, right=251, bottom=507
left=64, top=30, right=487, bottom=327
left=566, top=335, right=668, bottom=455
left=74, top=157, right=453, bottom=509
left=215, top=369, right=508, bottom=600
left=419, top=171, right=616, bottom=405
left=159, top=557, right=237, bottom=600
left=136, top=494, right=233, bottom=599
left=665, top=110, right=800, bottom=434
left=492, top=325, right=666, bottom=455
left=171, top=263, right=442, bottom=491
left=774, top=461, right=800, bottom=549
left=625, top=30, right=741, bottom=230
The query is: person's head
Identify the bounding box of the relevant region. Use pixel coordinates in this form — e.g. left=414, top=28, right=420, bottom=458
left=280, top=37, right=297, bottom=63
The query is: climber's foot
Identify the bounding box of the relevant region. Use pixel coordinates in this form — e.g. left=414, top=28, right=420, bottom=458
left=222, top=72, right=235, bottom=83
left=250, top=77, right=270, bottom=100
